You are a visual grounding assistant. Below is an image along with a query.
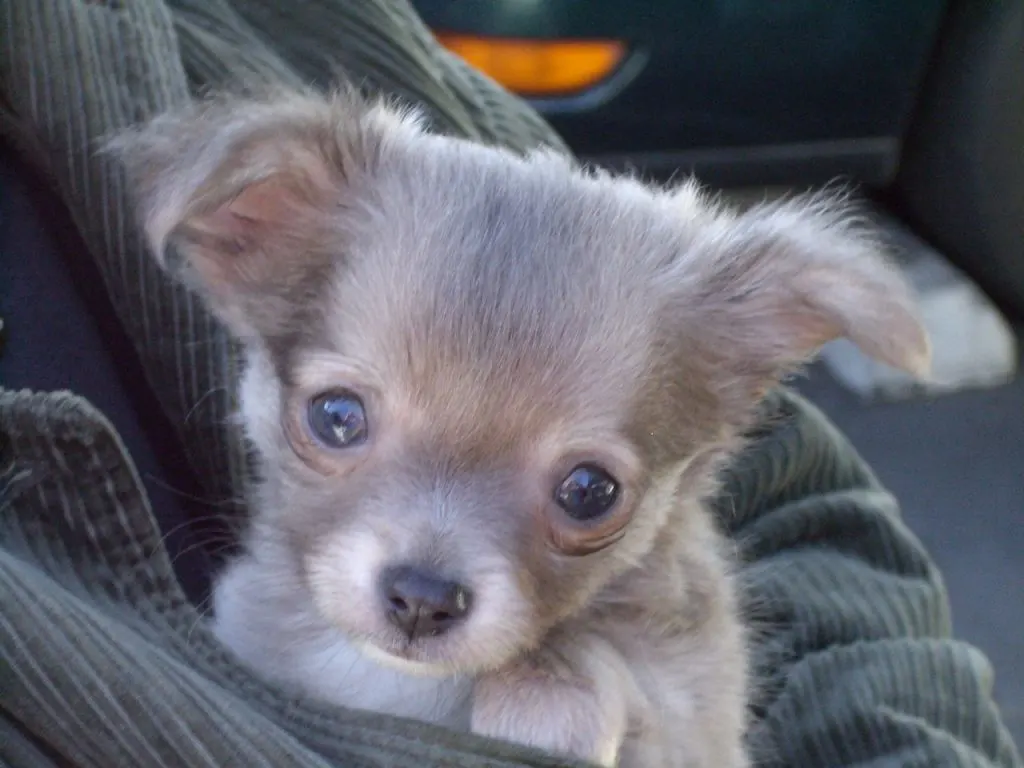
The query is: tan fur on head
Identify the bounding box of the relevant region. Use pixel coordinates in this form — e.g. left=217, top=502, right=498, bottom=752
left=111, top=87, right=929, bottom=768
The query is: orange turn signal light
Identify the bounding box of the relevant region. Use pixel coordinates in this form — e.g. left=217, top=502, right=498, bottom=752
left=434, top=34, right=626, bottom=97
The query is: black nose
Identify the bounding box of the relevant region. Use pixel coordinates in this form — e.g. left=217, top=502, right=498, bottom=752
left=381, top=566, right=472, bottom=640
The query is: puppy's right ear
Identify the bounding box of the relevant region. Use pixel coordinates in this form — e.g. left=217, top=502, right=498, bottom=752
left=107, top=90, right=419, bottom=339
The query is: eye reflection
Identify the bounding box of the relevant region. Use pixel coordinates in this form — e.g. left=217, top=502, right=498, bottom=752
left=554, top=464, right=619, bottom=521
left=307, top=391, right=368, bottom=448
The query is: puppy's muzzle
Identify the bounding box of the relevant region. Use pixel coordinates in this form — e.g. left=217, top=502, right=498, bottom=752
left=380, top=566, right=473, bottom=640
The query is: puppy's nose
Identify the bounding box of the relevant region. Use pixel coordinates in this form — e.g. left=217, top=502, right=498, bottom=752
left=381, top=566, right=472, bottom=640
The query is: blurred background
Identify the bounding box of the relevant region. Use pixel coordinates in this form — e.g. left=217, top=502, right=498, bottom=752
left=416, top=0, right=1024, bottom=743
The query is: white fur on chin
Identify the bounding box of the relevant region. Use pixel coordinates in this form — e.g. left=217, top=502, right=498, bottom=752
left=210, top=546, right=473, bottom=729
left=358, top=641, right=453, bottom=677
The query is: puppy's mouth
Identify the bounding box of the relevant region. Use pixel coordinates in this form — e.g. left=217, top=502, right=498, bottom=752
left=357, top=638, right=457, bottom=678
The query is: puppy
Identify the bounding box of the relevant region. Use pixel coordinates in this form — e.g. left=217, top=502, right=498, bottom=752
left=111, top=88, right=929, bottom=767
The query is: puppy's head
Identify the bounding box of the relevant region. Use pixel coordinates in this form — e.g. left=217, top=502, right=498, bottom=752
left=112, top=89, right=929, bottom=676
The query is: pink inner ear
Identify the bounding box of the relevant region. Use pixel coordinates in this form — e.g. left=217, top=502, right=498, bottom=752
left=210, top=177, right=297, bottom=235
left=774, top=301, right=843, bottom=355
left=177, top=175, right=316, bottom=298
left=197, top=148, right=340, bottom=242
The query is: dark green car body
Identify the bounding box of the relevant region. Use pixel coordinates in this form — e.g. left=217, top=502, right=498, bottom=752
left=415, top=1, right=949, bottom=187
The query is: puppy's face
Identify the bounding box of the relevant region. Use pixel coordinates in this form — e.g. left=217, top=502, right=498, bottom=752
left=113, top=89, right=929, bottom=676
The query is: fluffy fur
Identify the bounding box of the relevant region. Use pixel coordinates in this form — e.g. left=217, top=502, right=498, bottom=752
left=110, top=86, right=930, bottom=767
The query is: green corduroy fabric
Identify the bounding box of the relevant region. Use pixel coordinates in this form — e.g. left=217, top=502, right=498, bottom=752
left=0, top=0, right=1020, bottom=766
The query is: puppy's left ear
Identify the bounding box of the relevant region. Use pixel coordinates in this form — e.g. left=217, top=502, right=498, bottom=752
left=667, top=191, right=931, bottom=389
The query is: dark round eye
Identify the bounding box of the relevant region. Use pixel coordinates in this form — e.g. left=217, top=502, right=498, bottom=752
left=307, top=391, right=368, bottom=448
left=554, top=464, right=619, bottom=521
